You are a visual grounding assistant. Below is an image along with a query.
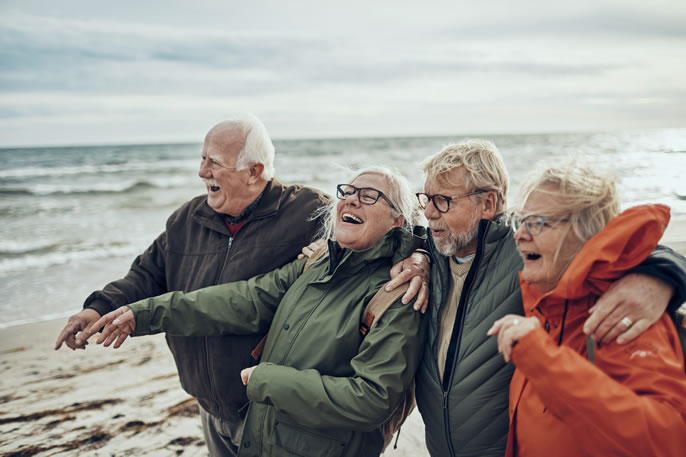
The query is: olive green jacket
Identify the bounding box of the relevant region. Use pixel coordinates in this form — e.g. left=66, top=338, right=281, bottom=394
left=129, top=227, right=427, bottom=457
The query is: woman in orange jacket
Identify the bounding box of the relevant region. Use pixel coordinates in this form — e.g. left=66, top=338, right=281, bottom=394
left=488, top=165, right=686, bottom=457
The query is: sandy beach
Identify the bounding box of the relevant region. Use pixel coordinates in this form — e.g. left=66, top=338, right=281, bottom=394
left=2, top=222, right=685, bottom=457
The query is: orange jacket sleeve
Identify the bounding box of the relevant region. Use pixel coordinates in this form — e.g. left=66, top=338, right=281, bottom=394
left=512, top=318, right=686, bottom=457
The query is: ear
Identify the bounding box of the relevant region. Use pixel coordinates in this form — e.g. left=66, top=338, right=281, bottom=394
left=481, top=191, right=498, bottom=220
left=247, top=163, right=265, bottom=184
left=391, top=215, right=405, bottom=228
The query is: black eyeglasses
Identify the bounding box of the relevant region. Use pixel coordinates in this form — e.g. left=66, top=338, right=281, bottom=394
left=336, top=184, right=396, bottom=210
left=511, top=214, right=569, bottom=235
left=416, top=190, right=487, bottom=213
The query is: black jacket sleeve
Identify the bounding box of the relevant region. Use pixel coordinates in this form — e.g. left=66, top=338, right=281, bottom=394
left=631, top=245, right=686, bottom=313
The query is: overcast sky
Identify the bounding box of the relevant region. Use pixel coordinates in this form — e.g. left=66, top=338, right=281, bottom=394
left=1, top=0, right=685, bottom=146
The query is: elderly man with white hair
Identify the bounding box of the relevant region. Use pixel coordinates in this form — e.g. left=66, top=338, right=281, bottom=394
left=55, top=114, right=330, bottom=456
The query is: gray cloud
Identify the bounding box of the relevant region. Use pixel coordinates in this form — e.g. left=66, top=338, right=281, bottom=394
left=0, top=1, right=685, bottom=146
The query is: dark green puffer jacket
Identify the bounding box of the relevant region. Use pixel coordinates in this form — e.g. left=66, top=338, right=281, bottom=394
left=130, top=227, right=427, bottom=457
left=416, top=217, right=523, bottom=457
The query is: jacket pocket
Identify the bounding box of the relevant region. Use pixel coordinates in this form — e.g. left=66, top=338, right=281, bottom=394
left=269, top=421, right=348, bottom=457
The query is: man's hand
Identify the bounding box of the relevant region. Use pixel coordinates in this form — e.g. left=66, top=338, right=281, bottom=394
left=241, top=366, right=257, bottom=386
left=583, top=273, right=674, bottom=344
left=385, top=251, right=430, bottom=313
left=297, top=239, right=326, bottom=259
left=77, top=306, right=136, bottom=349
left=54, top=308, right=102, bottom=350
left=487, top=315, right=540, bottom=363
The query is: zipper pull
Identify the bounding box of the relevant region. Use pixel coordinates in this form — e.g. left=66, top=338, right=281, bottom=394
left=443, top=391, right=449, bottom=409
left=228, top=237, right=233, bottom=250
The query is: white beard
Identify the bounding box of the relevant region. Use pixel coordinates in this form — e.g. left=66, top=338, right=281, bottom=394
left=431, top=207, right=481, bottom=257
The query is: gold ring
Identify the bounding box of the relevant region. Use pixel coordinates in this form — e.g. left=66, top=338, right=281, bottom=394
left=620, top=316, right=633, bottom=328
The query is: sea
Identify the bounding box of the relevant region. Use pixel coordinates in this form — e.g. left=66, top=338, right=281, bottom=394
left=1, top=129, right=685, bottom=329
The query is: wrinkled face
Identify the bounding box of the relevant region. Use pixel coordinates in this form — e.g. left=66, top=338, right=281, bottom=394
left=198, top=125, right=253, bottom=216
left=335, top=173, right=402, bottom=251
left=514, top=186, right=583, bottom=294
left=424, top=167, right=483, bottom=258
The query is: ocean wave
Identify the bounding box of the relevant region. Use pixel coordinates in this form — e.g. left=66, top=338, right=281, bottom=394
left=0, top=177, right=194, bottom=196
left=0, top=240, right=61, bottom=256
left=0, top=244, right=143, bottom=274
left=0, top=159, right=196, bottom=179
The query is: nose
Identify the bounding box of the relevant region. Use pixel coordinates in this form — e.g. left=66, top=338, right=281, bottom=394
left=344, top=192, right=361, bottom=207
left=198, top=157, right=211, bottom=178
left=513, top=223, right=530, bottom=242
left=424, top=200, right=440, bottom=220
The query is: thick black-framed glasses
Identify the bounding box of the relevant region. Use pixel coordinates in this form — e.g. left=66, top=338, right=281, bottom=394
left=511, top=214, right=569, bottom=235
left=336, top=184, right=396, bottom=210
left=416, top=190, right=487, bottom=213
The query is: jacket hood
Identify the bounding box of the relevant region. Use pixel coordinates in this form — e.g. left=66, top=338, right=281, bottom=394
left=520, top=204, right=670, bottom=309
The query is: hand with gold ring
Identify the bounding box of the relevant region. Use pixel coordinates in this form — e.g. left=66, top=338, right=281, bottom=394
left=487, top=314, right=540, bottom=362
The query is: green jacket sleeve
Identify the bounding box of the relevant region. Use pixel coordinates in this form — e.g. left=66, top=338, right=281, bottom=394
left=130, top=257, right=308, bottom=337
left=246, top=298, right=426, bottom=431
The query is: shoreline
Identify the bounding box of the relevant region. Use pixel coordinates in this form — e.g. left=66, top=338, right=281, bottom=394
left=1, top=223, right=685, bottom=456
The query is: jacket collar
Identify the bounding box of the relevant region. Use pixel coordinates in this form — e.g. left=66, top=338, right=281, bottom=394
left=429, top=214, right=512, bottom=313
left=192, top=179, right=286, bottom=235
left=322, top=226, right=427, bottom=278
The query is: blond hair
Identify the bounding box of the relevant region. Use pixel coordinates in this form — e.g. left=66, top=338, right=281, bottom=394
left=422, top=139, right=509, bottom=213
left=518, top=164, right=619, bottom=242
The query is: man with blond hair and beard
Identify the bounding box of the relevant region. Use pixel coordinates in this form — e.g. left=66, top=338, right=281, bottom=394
left=413, top=140, right=686, bottom=457
left=55, top=114, right=329, bottom=456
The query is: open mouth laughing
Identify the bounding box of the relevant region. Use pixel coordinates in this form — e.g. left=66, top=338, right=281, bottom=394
left=202, top=178, right=221, bottom=192
left=521, top=251, right=542, bottom=261
left=341, top=213, right=363, bottom=224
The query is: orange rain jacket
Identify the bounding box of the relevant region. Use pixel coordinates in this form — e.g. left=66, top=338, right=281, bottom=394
left=506, top=204, right=686, bottom=457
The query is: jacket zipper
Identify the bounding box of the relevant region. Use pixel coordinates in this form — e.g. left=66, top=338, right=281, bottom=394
left=439, top=220, right=489, bottom=457
left=205, top=234, right=235, bottom=416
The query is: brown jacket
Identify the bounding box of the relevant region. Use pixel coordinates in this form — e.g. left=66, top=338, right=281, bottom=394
left=85, top=179, right=329, bottom=422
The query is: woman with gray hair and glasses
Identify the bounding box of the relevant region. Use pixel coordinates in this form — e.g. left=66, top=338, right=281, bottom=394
left=81, top=166, right=427, bottom=457
left=488, top=164, right=686, bottom=457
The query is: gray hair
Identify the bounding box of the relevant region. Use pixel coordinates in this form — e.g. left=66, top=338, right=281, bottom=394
left=315, top=166, right=425, bottom=242
left=517, top=163, right=620, bottom=242
left=422, top=139, right=509, bottom=213
left=230, top=113, right=275, bottom=181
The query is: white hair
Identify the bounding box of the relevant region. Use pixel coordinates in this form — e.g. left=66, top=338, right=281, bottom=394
left=230, top=113, right=275, bottom=181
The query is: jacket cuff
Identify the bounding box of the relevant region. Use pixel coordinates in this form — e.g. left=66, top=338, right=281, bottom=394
left=84, top=298, right=112, bottom=318
left=129, top=300, right=153, bottom=336
left=511, top=326, right=553, bottom=370
left=246, top=362, right=276, bottom=403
